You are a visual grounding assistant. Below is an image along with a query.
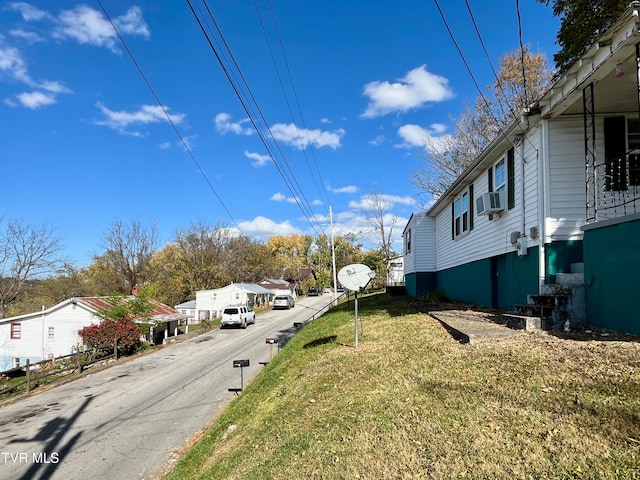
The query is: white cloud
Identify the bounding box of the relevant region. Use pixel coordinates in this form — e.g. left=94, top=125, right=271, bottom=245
left=54, top=5, right=149, bottom=53
left=245, top=150, right=271, bottom=167
left=214, top=112, right=254, bottom=135
left=16, top=90, right=56, bottom=109
left=348, top=193, right=415, bottom=211
left=369, top=135, right=385, bottom=146
left=270, top=123, right=345, bottom=150
left=237, top=216, right=300, bottom=240
left=0, top=43, right=30, bottom=83
left=270, top=192, right=298, bottom=203
left=113, top=6, right=149, bottom=37
left=5, top=2, right=51, bottom=21
left=312, top=199, right=323, bottom=206
left=395, top=123, right=449, bottom=150
left=94, top=103, right=185, bottom=135
left=0, top=40, right=71, bottom=108
left=361, top=65, right=454, bottom=118
left=215, top=113, right=344, bottom=150
left=9, top=29, right=44, bottom=43
left=158, top=142, right=170, bottom=149
left=327, top=184, right=358, bottom=194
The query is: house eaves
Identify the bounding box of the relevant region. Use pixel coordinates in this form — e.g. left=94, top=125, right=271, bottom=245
left=427, top=113, right=531, bottom=218
left=426, top=2, right=640, bottom=218
left=540, top=2, right=640, bottom=118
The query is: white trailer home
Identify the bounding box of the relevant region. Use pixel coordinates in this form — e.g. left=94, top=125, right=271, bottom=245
left=404, top=3, right=640, bottom=334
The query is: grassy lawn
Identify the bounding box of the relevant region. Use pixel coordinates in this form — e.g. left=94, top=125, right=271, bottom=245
left=163, top=293, right=640, bottom=480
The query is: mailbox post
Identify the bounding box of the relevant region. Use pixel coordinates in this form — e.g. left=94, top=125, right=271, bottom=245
left=230, top=359, right=250, bottom=394
left=265, top=338, right=278, bottom=360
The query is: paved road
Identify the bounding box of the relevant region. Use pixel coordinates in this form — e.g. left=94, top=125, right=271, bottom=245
left=0, top=294, right=334, bottom=480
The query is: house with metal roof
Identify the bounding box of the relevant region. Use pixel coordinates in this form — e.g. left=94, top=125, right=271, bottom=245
left=0, top=297, right=186, bottom=371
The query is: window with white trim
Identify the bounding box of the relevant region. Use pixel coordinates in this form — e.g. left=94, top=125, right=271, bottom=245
left=405, top=228, right=412, bottom=254
left=494, top=158, right=506, bottom=193
left=453, top=190, right=470, bottom=237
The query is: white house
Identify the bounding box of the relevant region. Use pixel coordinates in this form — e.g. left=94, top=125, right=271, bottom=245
left=258, top=278, right=297, bottom=298
left=404, top=3, right=640, bottom=334
left=174, top=300, right=197, bottom=324
left=386, top=256, right=405, bottom=287
left=0, top=297, right=186, bottom=371
left=195, top=283, right=274, bottom=321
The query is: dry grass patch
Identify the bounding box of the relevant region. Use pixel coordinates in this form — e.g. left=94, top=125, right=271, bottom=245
left=163, top=294, right=640, bottom=480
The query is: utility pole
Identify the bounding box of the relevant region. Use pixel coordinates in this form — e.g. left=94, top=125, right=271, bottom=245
left=330, top=205, right=338, bottom=304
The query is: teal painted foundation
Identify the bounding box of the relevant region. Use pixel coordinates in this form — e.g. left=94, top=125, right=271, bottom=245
left=584, top=218, right=640, bottom=335
left=405, top=272, right=437, bottom=297
left=545, top=240, right=583, bottom=283
left=436, top=248, right=539, bottom=310
left=404, top=248, right=539, bottom=310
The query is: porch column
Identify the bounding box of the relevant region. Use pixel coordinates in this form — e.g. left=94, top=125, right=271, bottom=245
left=583, top=82, right=596, bottom=223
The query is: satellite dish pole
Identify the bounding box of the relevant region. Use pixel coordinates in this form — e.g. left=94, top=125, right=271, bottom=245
left=330, top=205, right=338, bottom=305
left=337, top=264, right=375, bottom=348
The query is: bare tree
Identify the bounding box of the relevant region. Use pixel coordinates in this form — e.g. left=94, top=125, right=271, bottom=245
left=0, top=218, right=64, bottom=318
left=100, top=219, right=159, bottom=294
left=363, top=189, right=399, bottom=264
left=413, top=46, right=551, bottom=200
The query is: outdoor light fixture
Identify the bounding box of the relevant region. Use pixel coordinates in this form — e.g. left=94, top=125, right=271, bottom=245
left=616, top=62, right=624, bottom=78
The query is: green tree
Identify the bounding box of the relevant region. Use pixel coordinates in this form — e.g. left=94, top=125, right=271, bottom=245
left=266, top=234, right=313, bottom=281
left=84, top=253, right=128, bottom=295
left=539, top=0, right=627, bottom=73
left=362, top=249, right=387, bottom=289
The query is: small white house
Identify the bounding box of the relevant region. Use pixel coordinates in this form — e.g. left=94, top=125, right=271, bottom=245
left=386, top=255, right=405, bottom=287
left=258, top=278, right=297, bottom=298
left=195, top=283, right=274, bottom=321
left=0, top=297, right=186, bottom=371
left=174, top=300, right=197, bottom=324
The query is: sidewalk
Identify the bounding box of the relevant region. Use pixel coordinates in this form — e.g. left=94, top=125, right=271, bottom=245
left=429, top=310, right=522, bottom=344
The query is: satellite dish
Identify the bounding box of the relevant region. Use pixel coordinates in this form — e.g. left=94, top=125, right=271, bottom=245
left=337, top=263, right=375, bottom=292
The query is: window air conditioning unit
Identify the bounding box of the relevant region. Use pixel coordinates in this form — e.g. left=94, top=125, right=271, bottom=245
left=476, top=192, right=505, bottom=215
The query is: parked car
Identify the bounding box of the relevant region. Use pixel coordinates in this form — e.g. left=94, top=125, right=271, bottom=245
left=336, top=285, right=345, bottom=292
left=273, top=295, right=295, bottom=309
left=221, top=305, right=255, bottom=328
left=307, top=286, right=322, bottom=296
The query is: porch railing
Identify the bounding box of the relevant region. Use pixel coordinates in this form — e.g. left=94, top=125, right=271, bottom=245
left=589, top=150, right=640, bottom=221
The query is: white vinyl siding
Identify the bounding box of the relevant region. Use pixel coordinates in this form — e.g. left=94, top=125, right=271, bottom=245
left=403, top=213, right=435, bottom=274
left=434, top=130, right=541, bottom=271
left=546, top=117, right=590, bottom=241
left=0, top=302, right=99, bottom=370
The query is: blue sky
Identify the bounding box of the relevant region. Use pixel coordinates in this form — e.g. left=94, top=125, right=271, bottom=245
left=0, top=1, right=559, bottom=268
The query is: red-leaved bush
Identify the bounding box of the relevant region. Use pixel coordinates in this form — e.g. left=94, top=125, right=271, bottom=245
left=78, top=318, right=142, bottom=355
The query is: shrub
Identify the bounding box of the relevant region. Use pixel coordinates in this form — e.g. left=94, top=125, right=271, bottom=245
left=78, top=318, right=142, bottom=356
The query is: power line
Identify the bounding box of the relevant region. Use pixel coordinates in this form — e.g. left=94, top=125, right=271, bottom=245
left=433, top=0, right=537, bottom=161
left=262, top=0, right=331, bottom=208
left=97, top=0, right=245, bottom=235
left=186, top=0, right=324, bottom=237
